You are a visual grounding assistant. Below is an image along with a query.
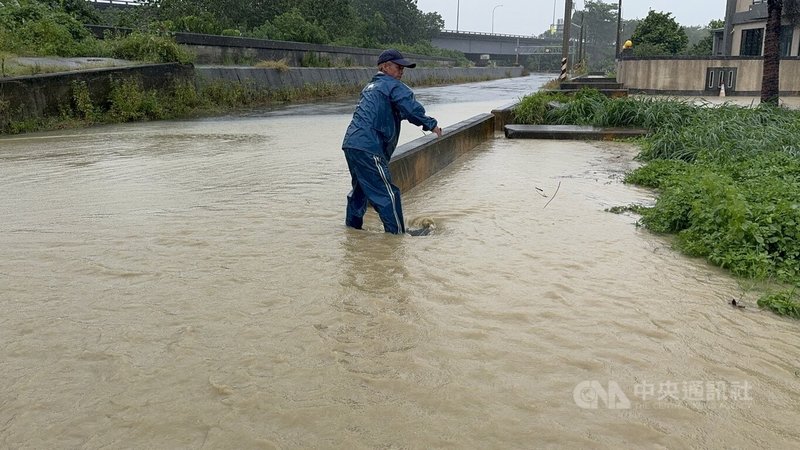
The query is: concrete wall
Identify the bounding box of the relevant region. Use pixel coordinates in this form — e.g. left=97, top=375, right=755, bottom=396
left=85, top=26, right=457, bottom=67
left=179, top=34, right=456, bottom=67
left=0, top=64, right=523, bottom=129
left=490, top=102, right=518, bottom=131
left=390, top=113, right=495, bottom=193
left=194, top=66, right=525, bottom=90
left=617, top=57, right=800, bottom=95
left=0, top=63, right=193, bottom=126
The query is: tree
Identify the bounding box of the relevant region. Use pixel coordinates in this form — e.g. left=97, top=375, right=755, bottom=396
left=271, top=9, right=329, bottom=44
left=760, top=0, right=800, bottom=104
left=687, top=19, right=724, bottom=56
left=571, top=0, right=617, bottom=70
left=350, top=0, right=443, bottom=45
left=761, top=0, right=783, bottom=104
left=630, top=11, right=688, bottom=55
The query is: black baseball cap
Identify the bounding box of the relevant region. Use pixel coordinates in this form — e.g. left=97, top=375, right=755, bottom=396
left=377, top=49, right=417, bottom=68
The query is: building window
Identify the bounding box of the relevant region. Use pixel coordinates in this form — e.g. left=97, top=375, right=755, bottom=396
left=780, top=25, right=793, bottom=56
left=740, top=28, right=763, bottom=56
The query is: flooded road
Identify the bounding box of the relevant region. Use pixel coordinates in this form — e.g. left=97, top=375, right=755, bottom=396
left=1, top=74, right=799, bottom=448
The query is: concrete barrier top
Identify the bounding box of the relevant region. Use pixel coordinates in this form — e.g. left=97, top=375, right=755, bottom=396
left=393, top=113, right=494, bottom=160
left=504, top=124, right=649, bottom=140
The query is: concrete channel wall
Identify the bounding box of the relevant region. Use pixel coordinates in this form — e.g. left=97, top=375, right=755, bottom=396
left=617, top=57, right=800, bottom=96
left=390, top=114, right=496, bottom=193
left=0, top=64, right=523, bottom=127
left=193, top=66, right=525, bottom=89
left=0, top=63, right=194, bottom=125
left=84, top=26, right=458, bottom=67
left=176, top=33, right=456, bottom=67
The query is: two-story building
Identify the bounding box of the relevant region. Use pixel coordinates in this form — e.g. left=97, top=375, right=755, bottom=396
left=722, top=0, right=800, bottom=57
left=617, top=0, right=800, bottom=96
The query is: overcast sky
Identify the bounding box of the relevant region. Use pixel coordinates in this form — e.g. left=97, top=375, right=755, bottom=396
left=415, top=0, right=727, bottom=36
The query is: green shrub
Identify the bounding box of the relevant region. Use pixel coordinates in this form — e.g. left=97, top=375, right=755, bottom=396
left=109, top=32, right=194, bottom=64
left=108, top=77, right=164, bottom=122
left=550, top=88, right=609, bottom=125
left=173, top=14, right=222, bottom=34
left=513, top=91, right=568, bottom=124
left=247, top=22, right=280, bottom=40
left=522, top=92, right=800, bottom=312
left=758, top=289, right=800, bottom=319
left=0, top=3, right=101, bottom=57
left=170, top=79, right=203, bottom=114
left=624, top=158, right=691, bottom=189
left=271, top=9, right=329, bottom=44
left=70, top=80, right=98, bottom=121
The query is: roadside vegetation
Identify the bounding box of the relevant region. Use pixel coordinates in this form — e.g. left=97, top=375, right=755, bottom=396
left=2, top=67, right=494, bottom=134
left=0, top=0, right=469, bottom=68
left=514, top=89, right=800, bottom=319
left=0, top=1, right=194, bottom=68
left=2, top=75, right=367, bottom=134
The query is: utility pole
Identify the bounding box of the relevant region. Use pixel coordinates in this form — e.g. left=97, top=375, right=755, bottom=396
left=578, top=12, right=585, bottom=70
left=560, top=0, right=573, bottom=80
left=615, top=0, right=622, bottom=57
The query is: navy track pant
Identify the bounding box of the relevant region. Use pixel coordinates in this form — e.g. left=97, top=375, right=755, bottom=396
left=343, top=148, right=405, bottom=234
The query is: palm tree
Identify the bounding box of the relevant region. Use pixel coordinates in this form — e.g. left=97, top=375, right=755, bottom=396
left=760, top=0, right=783, bottom=105
left=761, top=0, right=800, bottom=104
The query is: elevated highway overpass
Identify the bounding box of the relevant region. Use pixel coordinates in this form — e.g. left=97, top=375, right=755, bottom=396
left=432, top=30, right=562, bottom=65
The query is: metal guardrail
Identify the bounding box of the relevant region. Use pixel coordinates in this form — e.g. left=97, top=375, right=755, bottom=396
left=439, top=29, right=537, bottom=39
left=516, top=45, right=562, bottom=55
left=88, top=0, right=144, bottom=6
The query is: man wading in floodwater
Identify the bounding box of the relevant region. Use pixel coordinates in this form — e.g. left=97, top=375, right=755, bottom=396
left=342, top=49, right=443, bottom=235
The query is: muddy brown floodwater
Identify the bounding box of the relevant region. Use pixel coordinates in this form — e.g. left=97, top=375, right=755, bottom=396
left=1, top=75, right=799, bottom=448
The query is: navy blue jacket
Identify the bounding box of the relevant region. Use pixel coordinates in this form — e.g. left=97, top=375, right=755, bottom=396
left=342, top=72, right=438, bottom=160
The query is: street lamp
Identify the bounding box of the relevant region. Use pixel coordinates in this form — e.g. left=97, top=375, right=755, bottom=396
left=571, top=19, right=584, bottom=70
left=492, top=4, right=503, bottom=34
left=457, top=0, right=460, bottom=32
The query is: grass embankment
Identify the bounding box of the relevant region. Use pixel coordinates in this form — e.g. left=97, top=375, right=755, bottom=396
left=514, top=89, right=800, bottom=319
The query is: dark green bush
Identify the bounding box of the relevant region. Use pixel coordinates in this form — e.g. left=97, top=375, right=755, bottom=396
left=513, top=91, right=568, bottom=124
left=0, top=3, right=102, bottom=56
left=108, top=77, right=165, bottom=122
left=109, top=32, right=194, bottom=64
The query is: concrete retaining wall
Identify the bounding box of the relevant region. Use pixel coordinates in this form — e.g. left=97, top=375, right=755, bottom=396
left=0, top=63, right=193, bottom=125
left=177, top=33, right=456, bottom=67
left=85, top=26, right=457, bottom=67
left=0, top=64, right=522, bottom=129
left=194, top=66, right=525, bottom=90
left=490, top=101, right=518, bottom=131
left=390, top=113, right=495, bottom=193
left=617, top=57, right=800, bottom=96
